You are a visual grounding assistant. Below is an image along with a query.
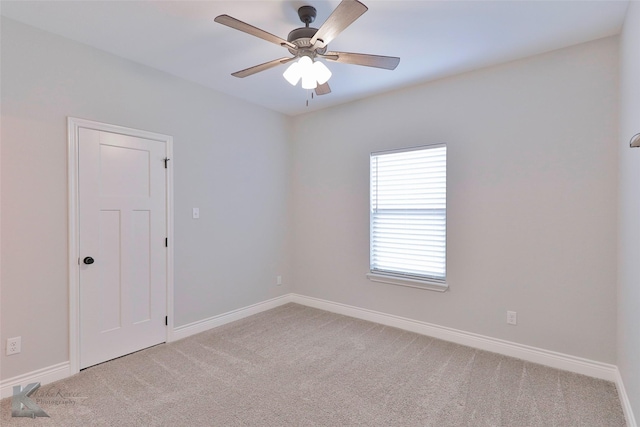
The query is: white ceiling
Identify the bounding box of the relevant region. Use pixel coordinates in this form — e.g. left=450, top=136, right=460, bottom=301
left=1, top=1, right=629, bottom=116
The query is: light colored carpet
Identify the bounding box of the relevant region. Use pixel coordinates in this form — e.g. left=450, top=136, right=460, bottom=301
left=0, top=303, right=626, bottom=426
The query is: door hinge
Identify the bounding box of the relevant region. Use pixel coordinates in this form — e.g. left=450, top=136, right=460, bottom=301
left=165, top=316, right=168, bottom=326
left=165, top=238, right=168, bottom=247
left=164, top=158, right=170, bottom=169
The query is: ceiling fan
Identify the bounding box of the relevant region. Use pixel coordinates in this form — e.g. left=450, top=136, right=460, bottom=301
left=214, top=0, right=400, bottom=96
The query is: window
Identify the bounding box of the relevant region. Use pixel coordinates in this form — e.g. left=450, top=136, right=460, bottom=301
left=368, top=144, right=447, bottom=291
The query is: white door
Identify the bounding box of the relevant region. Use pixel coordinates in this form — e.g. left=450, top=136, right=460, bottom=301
left=78, top=127, right=167, bottom=369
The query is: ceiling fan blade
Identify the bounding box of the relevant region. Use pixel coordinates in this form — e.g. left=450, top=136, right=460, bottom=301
left=315, top=82, right=331, bottom=96
left=231, top=57, right=295, bottom=78
left=323, top=51, right=400, bottom=70
left=215, top=15, right=297, bottom=50
left=310, top=0, right=368, bottom=49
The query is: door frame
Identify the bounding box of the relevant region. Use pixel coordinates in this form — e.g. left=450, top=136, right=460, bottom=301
left=67, top=117, right=174, bottom=374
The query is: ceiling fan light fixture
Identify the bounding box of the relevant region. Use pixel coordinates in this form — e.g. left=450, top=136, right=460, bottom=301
left=283, top=56, right=331, bottom=89
left=283, top=56, right=314, bottom=87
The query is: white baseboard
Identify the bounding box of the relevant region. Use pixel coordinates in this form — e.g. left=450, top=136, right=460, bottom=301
left=171, top=294, right=293, bottom=342
left=0, top=361, right=71, bottom=399
left=289, top=294, right=618, bottom=382
left=615, top=368, right=638, bottom=427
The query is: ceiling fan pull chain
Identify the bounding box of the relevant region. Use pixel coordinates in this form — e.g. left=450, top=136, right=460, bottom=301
left=306, top=88, right=316, bottom=107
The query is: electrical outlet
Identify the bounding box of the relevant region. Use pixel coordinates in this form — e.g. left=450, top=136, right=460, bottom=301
left=6, top=337, right=21, bottom=355
left=192, top=208, right=200, bottom=219
left=507, top=311, right=517, bottom=325
left=276, top=275, right=282, bottom=286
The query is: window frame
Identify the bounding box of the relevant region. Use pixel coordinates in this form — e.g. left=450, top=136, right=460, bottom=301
left=367, top=144, right=448, bottom=292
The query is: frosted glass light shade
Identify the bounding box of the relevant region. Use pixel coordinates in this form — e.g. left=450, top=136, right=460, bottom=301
left=283, top=62, right=301, bottom=86
left=301, top=74, right=317, bottom=89
left=298, top=56, right=314, bottom=88
left=282, top=56, right=331, bottom=89
left=313, top=61, right=332, bottom=85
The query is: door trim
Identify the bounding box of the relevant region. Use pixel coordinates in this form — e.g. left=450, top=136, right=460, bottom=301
left=67, top=117, right=174, bottom=374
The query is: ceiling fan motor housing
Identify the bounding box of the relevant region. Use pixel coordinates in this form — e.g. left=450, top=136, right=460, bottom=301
left=287, top=6, right=327, bottom=56
left=287, top=27, right=319, bottom=52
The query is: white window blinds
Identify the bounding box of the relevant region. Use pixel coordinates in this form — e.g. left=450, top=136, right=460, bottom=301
left=370, top=145, right=447, bottom=282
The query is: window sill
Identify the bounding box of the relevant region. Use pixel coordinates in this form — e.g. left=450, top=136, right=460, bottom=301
left=366, top=273, right=448, bottom=292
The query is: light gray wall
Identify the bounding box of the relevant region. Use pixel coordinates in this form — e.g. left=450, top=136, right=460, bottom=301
left=290, top=37, right=619, bottom=364
left=0, top=17, right=292, bottom=380
left=618, top=0, right=640, bottom=419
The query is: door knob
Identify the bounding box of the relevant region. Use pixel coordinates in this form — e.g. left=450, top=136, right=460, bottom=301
left=83, top=256, right=95, bottom=265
